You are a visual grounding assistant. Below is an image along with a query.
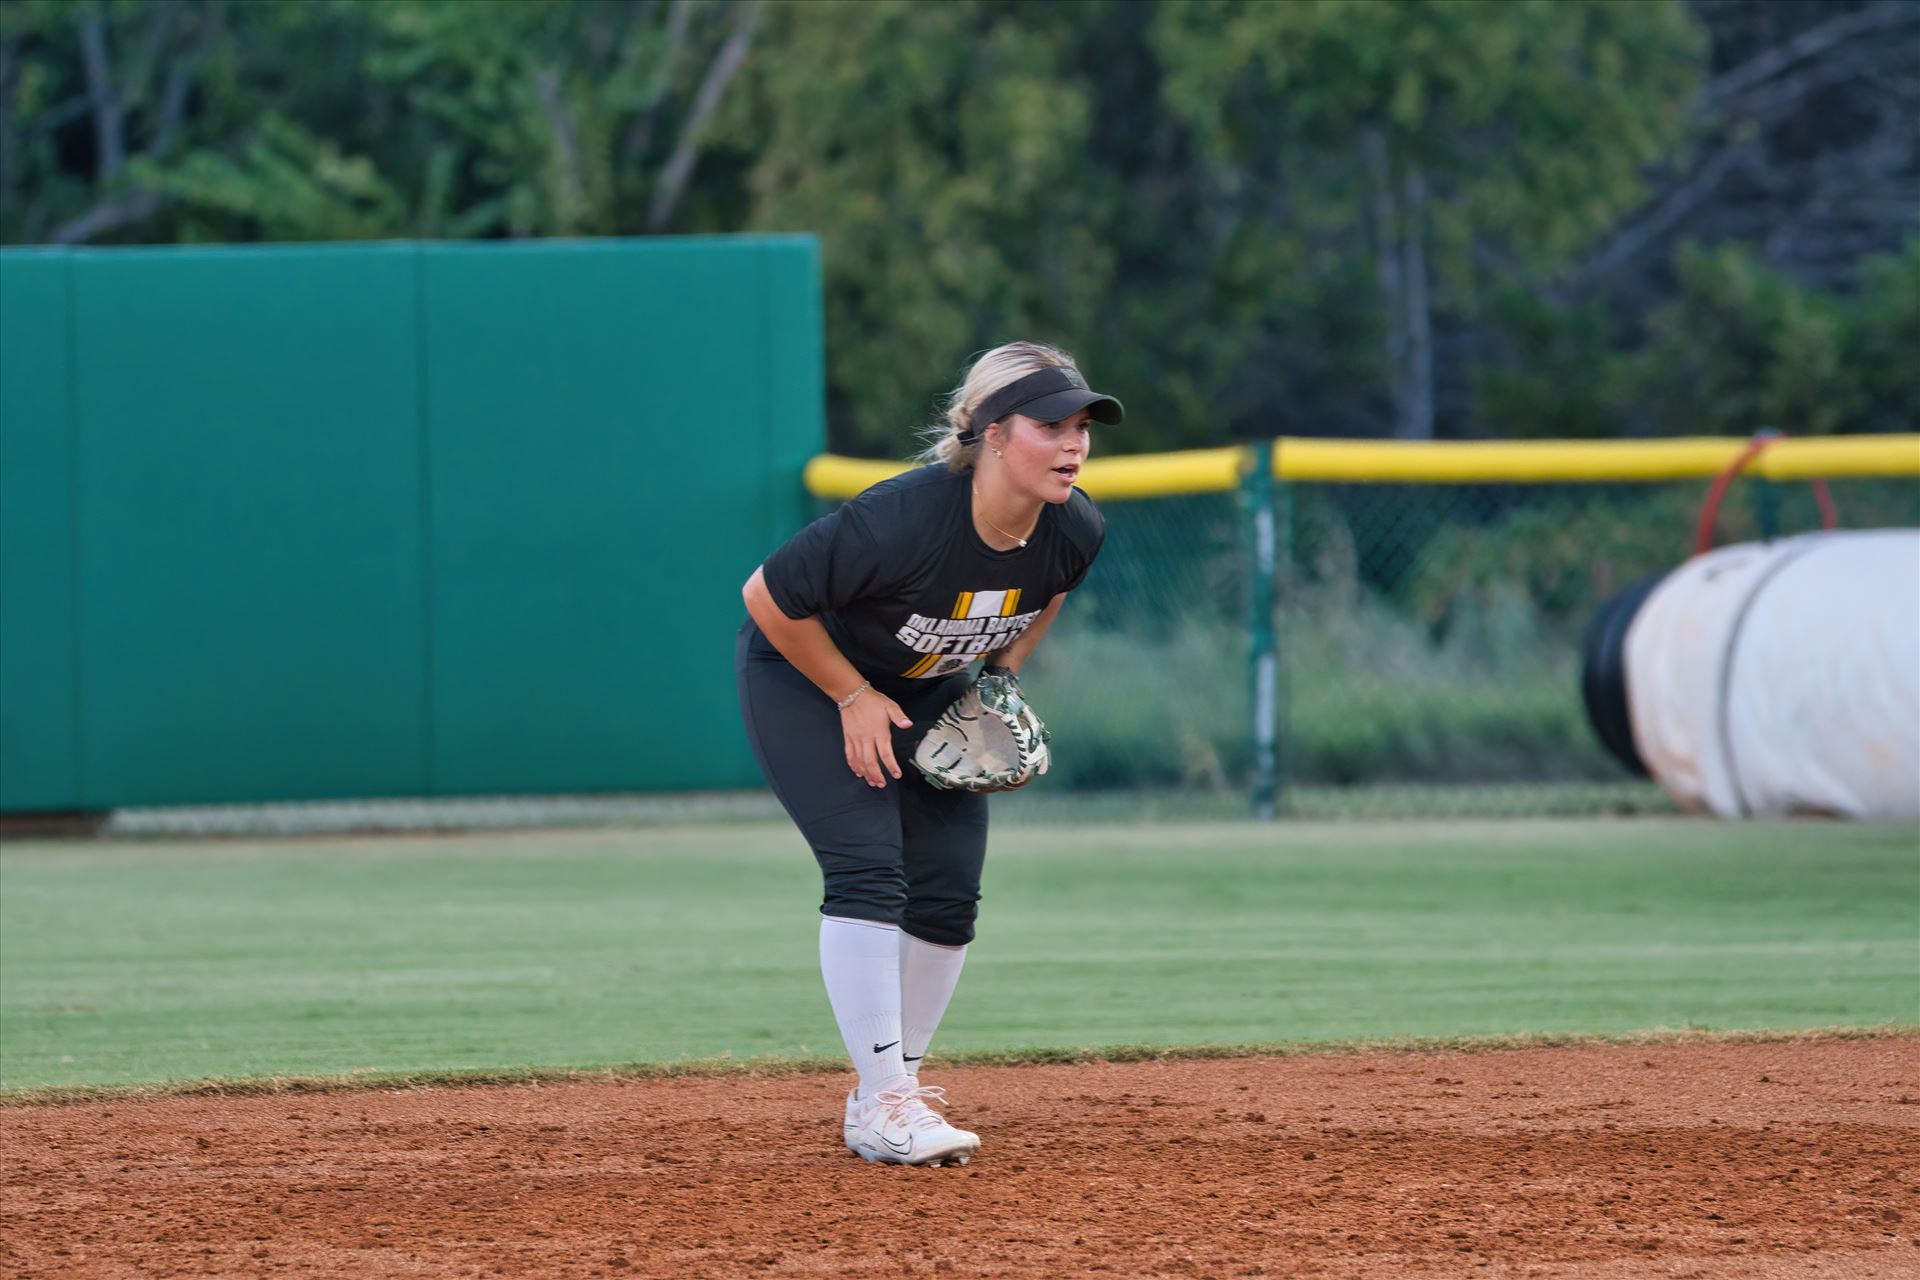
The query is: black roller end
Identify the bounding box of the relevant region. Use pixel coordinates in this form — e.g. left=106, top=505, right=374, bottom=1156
left=1579, top=572, right=1668, bottom=778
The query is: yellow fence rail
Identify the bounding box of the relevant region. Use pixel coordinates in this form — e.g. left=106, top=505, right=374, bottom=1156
left=804, top=434, right=1920, bottom=501
left=802, top=432, right=1918, bottom=819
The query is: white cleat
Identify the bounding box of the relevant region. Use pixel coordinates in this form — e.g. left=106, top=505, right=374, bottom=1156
left=842, top=1084, right=981, bottom=1167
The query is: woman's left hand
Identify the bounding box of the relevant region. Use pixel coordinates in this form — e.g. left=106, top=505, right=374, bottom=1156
left=840, top=689, right=913, bottom=788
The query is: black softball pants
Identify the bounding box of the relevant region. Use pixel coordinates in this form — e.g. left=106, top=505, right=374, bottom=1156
left=736, top=622, right=989, bottom=946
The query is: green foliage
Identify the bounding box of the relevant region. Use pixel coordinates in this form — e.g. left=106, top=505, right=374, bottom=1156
left=132, top=114, right=409, bottom=241
left=1032, top=616, right=1252, bottom=791
left=1851, top=237, right=1920, bottom=432
left=355, top=0, right=738, bottom=238
left=1636, top=242, right=1860, bottom=435
left=1473, top=293, right=1635, bottom=439
left=1281, top=586, right=1614, bottom=785
left=1156, top=0, right=1702, bottom=290
left=4, top=0, right=1910, bottom=444
left=1036, top=591, right=1614, bottom=793
left=1037, top=476, right=1920, bottom=795
left=1400, top=476, right=1918, bottom=641
left=1159, top=0, right=1705, bottom=440
left=732, top=0, right=1705, bottom=452
left=1474, top=237, right=1920, bottom=439
left=728, top=0, right=1116, bottom=453
left=1402, top=488, right=1705, bottom=635
left=0, top=0, right=212, bottom=242
left=2, top=0, right=755, bottom=245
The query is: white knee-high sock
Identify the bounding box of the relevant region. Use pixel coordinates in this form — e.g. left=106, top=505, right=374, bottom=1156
left=899, top=932, right=968, bottom=1079
left=819, top=916, right=911, bottom=1097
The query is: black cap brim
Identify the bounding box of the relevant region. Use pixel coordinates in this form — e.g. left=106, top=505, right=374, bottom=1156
left=1009, top=388, right=1125, bottom=425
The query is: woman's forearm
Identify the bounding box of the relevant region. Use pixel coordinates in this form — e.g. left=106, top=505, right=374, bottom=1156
left=743, top=567, right=868, bottom=703
left=984, top=593, right=1067, bottom=675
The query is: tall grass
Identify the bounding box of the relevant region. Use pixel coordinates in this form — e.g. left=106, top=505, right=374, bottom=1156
left=1029, top=474, right=1917, bottom=795
left=1029, top=587, right=1615, bottom=791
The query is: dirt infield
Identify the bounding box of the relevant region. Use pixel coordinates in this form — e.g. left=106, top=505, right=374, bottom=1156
left=3, top=1036, right=1916, bottom=1279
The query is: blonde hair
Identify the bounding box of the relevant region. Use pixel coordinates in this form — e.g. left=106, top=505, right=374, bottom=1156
left=914, top=341, right=1081, bottom=471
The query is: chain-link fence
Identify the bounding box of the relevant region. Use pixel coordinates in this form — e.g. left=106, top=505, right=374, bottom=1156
left=1021, top=468, right=1919, bottom=818
left=74, top=449, right=1915, bottom=836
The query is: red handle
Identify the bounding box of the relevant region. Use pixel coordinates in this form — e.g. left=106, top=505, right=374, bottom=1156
left=1693, top=432, right=1837, bottom=556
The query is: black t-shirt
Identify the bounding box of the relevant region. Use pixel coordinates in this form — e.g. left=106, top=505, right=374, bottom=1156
left=749, top=465, right=1105, bottom=699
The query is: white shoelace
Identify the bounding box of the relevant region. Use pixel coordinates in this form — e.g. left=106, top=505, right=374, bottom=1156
left=868, top=1083, right=958, bottom=1132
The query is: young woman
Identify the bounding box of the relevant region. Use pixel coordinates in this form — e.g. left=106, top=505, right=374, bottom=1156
left=736, top=341, right=1121, bottom=1166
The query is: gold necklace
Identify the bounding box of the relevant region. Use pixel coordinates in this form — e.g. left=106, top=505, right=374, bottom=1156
left=973, top=485, right=1037, bottom=549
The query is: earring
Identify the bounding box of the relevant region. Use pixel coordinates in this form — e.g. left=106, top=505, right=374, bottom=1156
left=992, top=447, right=1003, bottom=457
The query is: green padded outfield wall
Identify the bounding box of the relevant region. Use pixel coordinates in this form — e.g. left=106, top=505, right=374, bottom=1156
left=0, top=254, right=80, bottom=811
left=0, top=237, right=823, bottom=810
left=69, top=245, right=428, bottom=807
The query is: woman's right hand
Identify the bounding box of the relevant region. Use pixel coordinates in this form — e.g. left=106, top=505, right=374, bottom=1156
left=841, top=689, right=913, bottom=787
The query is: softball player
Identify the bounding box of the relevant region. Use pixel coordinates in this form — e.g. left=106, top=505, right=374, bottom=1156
left=736, top=341, right=1121, bottom=1166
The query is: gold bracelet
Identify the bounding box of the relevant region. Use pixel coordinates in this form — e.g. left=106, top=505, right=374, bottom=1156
left=835, top=680, right=871, bottom=710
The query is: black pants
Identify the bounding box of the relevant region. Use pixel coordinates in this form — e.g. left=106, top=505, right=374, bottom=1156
left=736, top=622, right=989, bottom=946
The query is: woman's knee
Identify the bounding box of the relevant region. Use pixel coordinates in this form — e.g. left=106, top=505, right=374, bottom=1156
left=820, top=858, right=908, bottom=924
left=902, top=897, right=978, bottom=947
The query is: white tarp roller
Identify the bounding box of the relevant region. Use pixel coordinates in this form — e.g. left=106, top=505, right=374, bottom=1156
left=1625, top=529, right=1920, bottom=819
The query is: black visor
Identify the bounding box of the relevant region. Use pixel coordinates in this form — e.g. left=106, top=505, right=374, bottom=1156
left=962, top=366, right=1124, bottom=442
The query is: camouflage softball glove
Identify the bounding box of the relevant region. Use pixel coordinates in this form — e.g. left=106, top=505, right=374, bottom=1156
left=912, top=666, right=1052, bottom=793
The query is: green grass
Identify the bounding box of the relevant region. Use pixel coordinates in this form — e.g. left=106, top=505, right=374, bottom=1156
left=2, top=818, right=1915, bottom=1093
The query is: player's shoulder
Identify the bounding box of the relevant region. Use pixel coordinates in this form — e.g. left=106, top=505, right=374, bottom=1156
left=859, top=463, right=962, bottom=501
left=842, top=464, right=964, bottom=528
left=1056, top=485, right=1105, bottom=552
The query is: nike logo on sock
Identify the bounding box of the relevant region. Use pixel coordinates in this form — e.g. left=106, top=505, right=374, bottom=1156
left=872, top=1040, right=900, bottom=1053
left=903, top=1054, right=924, bottom=1063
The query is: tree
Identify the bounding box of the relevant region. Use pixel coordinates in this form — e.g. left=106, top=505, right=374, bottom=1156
left=0, top=0, right=763, bottom=245
left=342, top=0, right=763, bottom=239
left=733, top=0, right=1405, bottom=454
left=6, top=0, right=1909, bottom=446
left=1154, top=0, right=1702, bottom=438
left=0, top=0, right=216, bottom=243
left=1635, top=241, right=1858, bottom=434
left=1850, top=237, right=1920, bottom=432
left=1569, top=1, right=1920, bottom=303
left=728, top=0, right=1118, bottom=454
left=1477, top=1, right=1919, bottom=438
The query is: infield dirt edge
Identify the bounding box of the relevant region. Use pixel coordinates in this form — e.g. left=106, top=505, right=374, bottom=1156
left=7, top=1021, right=1913, bottom=1108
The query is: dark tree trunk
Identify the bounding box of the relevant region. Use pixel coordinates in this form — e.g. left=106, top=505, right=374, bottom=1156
left=1364, top=130, right=1435, bottom=439
left=1398, top=164, right=1433, bottom=440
